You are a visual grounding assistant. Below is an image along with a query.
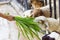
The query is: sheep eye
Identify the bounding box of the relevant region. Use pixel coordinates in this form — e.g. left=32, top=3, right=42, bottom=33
left=38, top=21, right=42, bottom=24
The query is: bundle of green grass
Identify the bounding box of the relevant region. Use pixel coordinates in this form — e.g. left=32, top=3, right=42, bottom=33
left=0, top=13, right=42, bottom=40
left=14, top=16, right=42, bottom=40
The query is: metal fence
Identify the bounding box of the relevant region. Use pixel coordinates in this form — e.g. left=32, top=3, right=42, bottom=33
left=44, top=0, right=59, bottom=19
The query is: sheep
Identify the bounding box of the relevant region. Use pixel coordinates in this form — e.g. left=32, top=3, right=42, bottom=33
left=34, top=16, right=60, bottom=40
left=34, top=16, right=60, bottom=33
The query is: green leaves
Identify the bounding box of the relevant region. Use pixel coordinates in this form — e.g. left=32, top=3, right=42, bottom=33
left=14, top=16, right=41, bottom=40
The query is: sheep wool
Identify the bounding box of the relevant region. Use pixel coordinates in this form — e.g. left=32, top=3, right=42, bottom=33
left=34, top=16, right=60, bottom=33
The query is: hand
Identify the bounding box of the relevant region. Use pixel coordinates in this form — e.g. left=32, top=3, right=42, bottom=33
left=6, top=15, right=14, bottom=21
left=0, top=13, right=14, bottom=21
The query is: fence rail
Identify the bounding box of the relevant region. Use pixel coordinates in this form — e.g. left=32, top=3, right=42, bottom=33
left=44, top=0, right=59, bottom=19
left=59, top=0, right=60, bottom=17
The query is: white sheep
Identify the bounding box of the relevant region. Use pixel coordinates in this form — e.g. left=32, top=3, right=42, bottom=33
left=34, top=16, right=59, bottom=33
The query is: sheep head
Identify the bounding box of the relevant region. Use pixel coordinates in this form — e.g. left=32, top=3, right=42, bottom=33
left=34, top=16, right=49, bottom=31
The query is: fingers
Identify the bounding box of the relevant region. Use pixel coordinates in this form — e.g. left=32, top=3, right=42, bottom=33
left=0, top=13, right=14, bottom=21
left=6, top=15, right=14, bottom=21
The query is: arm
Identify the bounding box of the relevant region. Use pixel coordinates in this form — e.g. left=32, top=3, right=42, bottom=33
left=0, top=13, right=14, bottom=21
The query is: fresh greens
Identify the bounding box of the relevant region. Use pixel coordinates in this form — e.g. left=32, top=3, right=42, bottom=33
left=14, top=16, right=41, bottom=40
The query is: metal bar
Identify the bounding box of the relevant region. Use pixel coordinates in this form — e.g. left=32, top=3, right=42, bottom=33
left=17, top=0, right=23, bottom=5
left=59, top=0, right=60, bottom=24
left=17, top=0, right=28, bottom=10
left=43, top=0, right=45, bottom=6
left=26, top=0, right=31, bottom=9
left=45, top=0, right=47, bottom=5
left=23, top=0, right=28, bottom=10
left=59, top=0, right=60, bottom=17
left=54, top=0, right=57, bottom=19
left=49, top=0, right=52, bottom=17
